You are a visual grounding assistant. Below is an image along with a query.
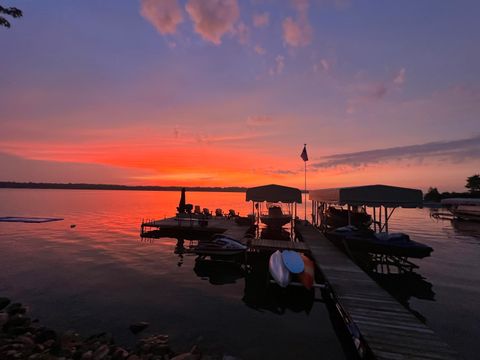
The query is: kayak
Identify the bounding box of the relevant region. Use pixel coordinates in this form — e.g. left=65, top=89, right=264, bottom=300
left=269, top=250, right=291, bottom=287
left=281, top=250, right=304, bottom=274
left=298, top=255, right=315, bottom=290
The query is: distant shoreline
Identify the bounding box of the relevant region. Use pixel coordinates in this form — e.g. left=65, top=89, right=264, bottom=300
left=0, top=181, right=247, bottom=193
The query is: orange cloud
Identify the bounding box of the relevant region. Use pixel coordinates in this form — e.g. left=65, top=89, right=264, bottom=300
left=185, top=0, right=240, bottom=45
left=140, top=0, right=183, bottom=35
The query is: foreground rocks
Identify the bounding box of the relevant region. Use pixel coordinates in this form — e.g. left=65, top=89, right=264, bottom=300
left=0, top=297, right=239, bottom=360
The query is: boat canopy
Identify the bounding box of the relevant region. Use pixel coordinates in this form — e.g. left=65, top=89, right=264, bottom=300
left=441, top=198, right=480, bottom=206
left=309, top=184, right=423, bottom=208
left=246, top=184, right=302, bottom=203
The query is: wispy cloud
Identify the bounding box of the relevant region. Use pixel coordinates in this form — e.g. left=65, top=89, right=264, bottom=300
left=393, top=67, right=406, bottom=85
left=282, top=0, right=313, bottom=47
left=312, top=135, right=480, bottom=169
left=269, top=55, right=285, bottom=75
left=140, top=0, right=183, bottom=35
left=254, top=45, right=266, bottom=55
left=346, top=68, right=406, bottom=113
left=185, top=0, right=239, bottom=45
left=246, top=115, right=273, bottom=126
left=253, top=12, right=270, bottom=28
left=235, top=22, right=250, bottom=44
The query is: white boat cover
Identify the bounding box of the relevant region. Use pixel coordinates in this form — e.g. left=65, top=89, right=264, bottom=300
left=246, top=184, right=302, bottom=203
left=309, top=184, right=423, bottom=208
left=441, top=198, right=480, bottom=206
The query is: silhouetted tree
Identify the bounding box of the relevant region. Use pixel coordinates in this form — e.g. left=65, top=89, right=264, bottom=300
left=424, top=187, right=442, bottom=202
left=466, top=174, right=480, bottom=193
left=0, top=5, right=22, bottom=28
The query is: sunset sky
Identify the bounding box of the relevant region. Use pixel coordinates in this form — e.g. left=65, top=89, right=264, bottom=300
left=1, top=0, right=479, bottom=191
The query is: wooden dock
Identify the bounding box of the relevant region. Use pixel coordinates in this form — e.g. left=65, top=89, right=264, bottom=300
left=250, top=238, right=309, bottom=252
left=296, top=222, right=459, bottom=360
left=142, top=217, right=310, bottom=252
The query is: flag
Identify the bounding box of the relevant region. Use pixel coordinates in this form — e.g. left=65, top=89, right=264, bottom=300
left=300, top=144, right=308, bottom=162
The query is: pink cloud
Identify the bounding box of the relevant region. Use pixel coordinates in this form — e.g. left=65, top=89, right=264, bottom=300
left=246, top=115, right=273, bottom=126
left=140, top=0, right=183, bottom=35
left=185, top=0, right=240, bottom=45
left=269, top=55, right=285, bottom=75
left=314, top=58, right=331, bottom=73
left=254, top=45, right=266, bottom=55
left=393, top=68, right=406, bottom=85
left=235, top=22, right=250, bottom=44
left=253, top=12, right=270, bottom=28
left=282, top=0, right=312, bottom=47
left=291, top=0, right=310, bottom=12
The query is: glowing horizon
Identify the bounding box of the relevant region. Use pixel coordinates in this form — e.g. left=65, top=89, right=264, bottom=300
left=1, top=0, right=479, bottom=192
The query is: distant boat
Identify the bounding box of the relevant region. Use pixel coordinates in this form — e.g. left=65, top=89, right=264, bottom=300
left=260, top=205, right=292, bottom=229
left=194, top=234, right=247, bottom=256
left=441, top=198, right=480, bottom=221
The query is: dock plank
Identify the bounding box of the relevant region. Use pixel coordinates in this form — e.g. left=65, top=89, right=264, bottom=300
left=249, top=238, right=309, bottom=251
left=296, top=222, right=459, bottom=360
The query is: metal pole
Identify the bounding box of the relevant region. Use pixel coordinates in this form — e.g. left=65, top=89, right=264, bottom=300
left=385, top=206, right=389, bottom=234
left=304, top=157, right=307, bottom=221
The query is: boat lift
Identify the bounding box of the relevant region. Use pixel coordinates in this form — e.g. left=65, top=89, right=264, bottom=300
left=246, top=184, right=302, bottom=235
left=309, top=185, right=425, bottom=272
left=309, top=184, right=423, bottom=234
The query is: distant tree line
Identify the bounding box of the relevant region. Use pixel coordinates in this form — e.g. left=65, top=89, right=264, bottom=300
left=0, top=4, right=22, bottom=28
left=424, top=174, right=480, bottom=202
left=0, top=181, right=247, bottom=193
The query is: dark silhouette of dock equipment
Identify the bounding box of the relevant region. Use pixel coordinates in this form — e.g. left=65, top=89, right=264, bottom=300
left=141, top=183, right=459, bottom=359
left=296, top=222, right=458, bottom=360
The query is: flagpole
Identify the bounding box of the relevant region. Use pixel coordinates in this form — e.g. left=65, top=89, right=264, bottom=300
left=304, top=144, right=307, bottom=222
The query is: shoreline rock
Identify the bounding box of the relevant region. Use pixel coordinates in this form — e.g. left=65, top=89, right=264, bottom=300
left=0, top=297, right=235, bottom=360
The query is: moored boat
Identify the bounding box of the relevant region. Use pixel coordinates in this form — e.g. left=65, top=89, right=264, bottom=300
left=260, top=205, right=292, bottom=229
left=339, top=228, right=433, bottom=259
left=325, top=206, right=372, bottom=229
left=310, top=184, right=433, bottom=260
left=441, top=198, right=480, bottom=221
left=194, top=234, right=247, bottom=256
left=246, top=184, right=302, bottom=230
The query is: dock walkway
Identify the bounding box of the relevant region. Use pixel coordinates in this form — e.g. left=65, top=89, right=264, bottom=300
left=296, top=222, right=458, bottom=360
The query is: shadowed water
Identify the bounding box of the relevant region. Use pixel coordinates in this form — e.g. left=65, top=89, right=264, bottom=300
left=0, top=189, right=479, bottom=359
left=0, top=189, right=346, bottom=359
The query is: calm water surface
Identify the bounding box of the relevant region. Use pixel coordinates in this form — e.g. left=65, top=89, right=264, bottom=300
left=0, top=189, right=479, bottom=359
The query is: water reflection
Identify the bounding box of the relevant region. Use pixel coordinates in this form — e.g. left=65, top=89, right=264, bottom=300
left=193, top=259, right=245, bottom=285
left=260, top=227, right=293, bottom=241
left=451, top=220, right=480, bottom=241
left=2, top=190, right=480, bottom=359
left=371, top=272, right=435, bottom=302
left=243, top=256, right=315, bottom=315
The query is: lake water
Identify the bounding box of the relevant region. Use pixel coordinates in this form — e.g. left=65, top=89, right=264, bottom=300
left=0, top=189, right=479, bottom=359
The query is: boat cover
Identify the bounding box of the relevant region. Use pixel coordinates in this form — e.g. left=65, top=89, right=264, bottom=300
left=246, top=184, right=302, bottom=203
left=309, top=184, right=422, bottom=208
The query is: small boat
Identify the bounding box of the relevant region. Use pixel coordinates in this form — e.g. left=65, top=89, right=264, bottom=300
left=281, top=250, right=304, bottom=274
left=269, top=250, right=291, bottom=287
left=260, top=205, right=292, bottom=229
left=195, top=235, right=247, bottom=256
left=337, top=229, right=433, bottom=259
left=298, top=254, right=315, bottom=290
left=325, top=206, right=372, bottom=229
left=441, top=198, right=480, bottom=221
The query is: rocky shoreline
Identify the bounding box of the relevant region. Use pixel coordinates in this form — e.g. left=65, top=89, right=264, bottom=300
left=0, top=297, right=229, bottom=360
